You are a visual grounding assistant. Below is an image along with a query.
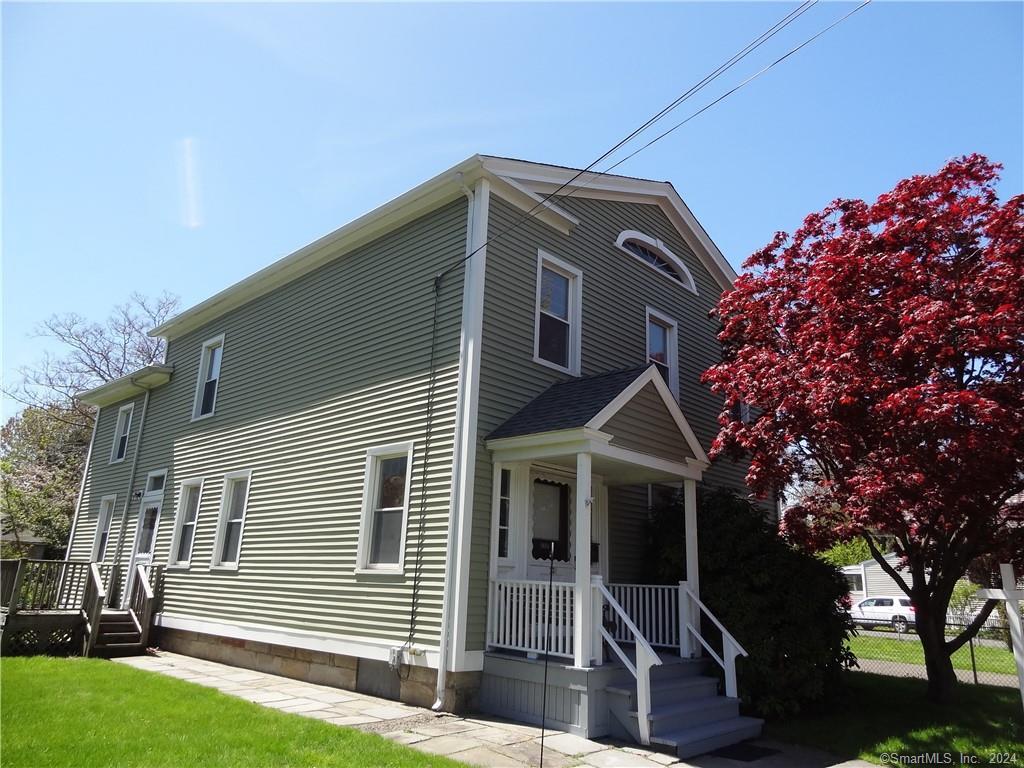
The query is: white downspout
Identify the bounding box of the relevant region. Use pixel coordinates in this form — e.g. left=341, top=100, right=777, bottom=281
left=433, top=176, right=475, bottom=710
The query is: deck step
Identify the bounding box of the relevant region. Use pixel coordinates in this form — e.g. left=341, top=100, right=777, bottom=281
left=98, top=631, right=142, bottom=643
left=651, top=716, right=764, bottom=759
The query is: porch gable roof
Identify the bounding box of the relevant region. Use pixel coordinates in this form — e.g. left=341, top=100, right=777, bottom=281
left=487, top=365, right=710, bottom=471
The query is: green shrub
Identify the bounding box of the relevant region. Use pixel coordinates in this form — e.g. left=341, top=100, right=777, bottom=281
left=645, top=487, right=855, bottom=719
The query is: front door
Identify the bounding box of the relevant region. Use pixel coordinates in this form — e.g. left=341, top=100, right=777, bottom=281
left=525, top=469, right=607, bottom=582
left=125, top=500, right=161, bottom=605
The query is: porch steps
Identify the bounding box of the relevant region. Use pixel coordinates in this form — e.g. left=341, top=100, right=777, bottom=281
left=605, top=653, right=763, bottom=759
left=92, top=610, right=145, bottom=658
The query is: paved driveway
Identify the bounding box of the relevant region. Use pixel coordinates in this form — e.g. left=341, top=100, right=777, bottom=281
left=114, top=651, right=870, bottom=768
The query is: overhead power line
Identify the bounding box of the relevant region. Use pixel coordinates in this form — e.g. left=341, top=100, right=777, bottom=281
left=438, top=0, right=821, bottom=280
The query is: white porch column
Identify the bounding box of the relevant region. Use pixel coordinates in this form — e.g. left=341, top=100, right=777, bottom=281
left=683, top=478, right=699, bottom=599
left=574, top=452, right=593, bottom=668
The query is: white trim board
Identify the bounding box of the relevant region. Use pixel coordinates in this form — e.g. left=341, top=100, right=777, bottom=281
left=154, top=613, right=485, bottom=672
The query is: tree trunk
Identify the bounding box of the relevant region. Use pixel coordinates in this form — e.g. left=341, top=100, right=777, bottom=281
left=915, top=603, right=957, bottom=704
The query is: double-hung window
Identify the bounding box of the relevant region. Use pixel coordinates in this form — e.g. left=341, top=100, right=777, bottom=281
left=193, top=334, right=225, bottom=420
left=646, top=307, right=679, bottom=397
left=169, top=479, right=203, bottom=567
left=357, top=443, right=414, bottom=572
left=110, top=404, right=134, bottom=463
left=211, top=470, right=251, bottom=569
left=93, top=495, right=117, bottom=561
left=534, top=251, right=582, bottom=375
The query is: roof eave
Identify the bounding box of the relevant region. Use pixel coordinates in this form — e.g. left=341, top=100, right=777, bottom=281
left=78, top=364, right=175, bottom=407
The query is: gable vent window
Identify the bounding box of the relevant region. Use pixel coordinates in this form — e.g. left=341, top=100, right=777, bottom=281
left=615, top=231, right=698, bottom=295
left=192, top=334, right=225, bottom=420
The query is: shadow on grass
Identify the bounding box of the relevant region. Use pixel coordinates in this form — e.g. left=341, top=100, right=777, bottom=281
left=765, top=672, right=1024, bottom=765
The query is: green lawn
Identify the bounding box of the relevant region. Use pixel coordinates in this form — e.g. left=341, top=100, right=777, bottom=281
left=766, top=672, right=1024, bottom=764
left=850, top=634, right=1017, bottom=676
left=1, top=657, right=465, bottom=768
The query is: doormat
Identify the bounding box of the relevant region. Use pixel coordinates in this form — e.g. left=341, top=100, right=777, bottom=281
left=708, top=743, right=780, bottom=762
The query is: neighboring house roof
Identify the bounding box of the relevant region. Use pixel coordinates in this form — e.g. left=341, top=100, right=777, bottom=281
left=149, top=155, right=738, bottom=341
left=841, top=552, right=899, bottom=573
left=78, top=365, right=175, bottom=407
left=488, top=367, right=650, bottom=439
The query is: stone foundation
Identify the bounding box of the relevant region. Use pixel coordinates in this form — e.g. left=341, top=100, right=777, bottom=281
left=156, top=627, right=480, bottom=712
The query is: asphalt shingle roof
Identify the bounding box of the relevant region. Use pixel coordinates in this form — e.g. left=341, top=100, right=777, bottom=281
left=487, top=366, right=650, bottom=440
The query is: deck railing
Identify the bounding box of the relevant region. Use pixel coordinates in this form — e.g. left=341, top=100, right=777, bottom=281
left=3, top=559, right=95, bottom=612
left=82, top=564, right=107, bottom=655
left=490, top=578, right=575, bottom=658
left=127, top=565, right=157, bottom=647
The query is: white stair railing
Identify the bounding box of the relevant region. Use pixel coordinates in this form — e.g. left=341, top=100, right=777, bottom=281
left=678, top=581, right=748, bottom=698
left=593, top=575, right=662, bottom=745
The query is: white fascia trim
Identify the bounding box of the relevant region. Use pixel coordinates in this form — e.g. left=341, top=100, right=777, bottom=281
left=150, top=157, right=490, bottom=340
left=155, top=613, right=485, bottom=672
left=490, top=175, right=579, bottom=235
left=66, top=410, right=99, bottom=557
left=587, top=366, right=710, bottom=466
left=482, top=157, right=736, bottom=292
left=591, top=442, right=704, bottom=481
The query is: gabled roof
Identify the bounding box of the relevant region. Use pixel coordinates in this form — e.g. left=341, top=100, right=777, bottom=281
left=150, top=155, right=736, bottom=341
left=488, top=367, right=649, bottom=440
left=488, top=365, right=709, bottom=466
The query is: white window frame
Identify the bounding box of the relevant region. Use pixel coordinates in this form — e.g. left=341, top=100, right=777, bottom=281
left=210, top=469, right=252, bottom=571
left=532, top=250, right=583, bottom=376
left=615, top=230, right=698, bottom=295
left=167, top=478, right=204, bottom=569
left=109, top=403, right=134, bottom=464
left=145, top=469, right=168, bottom=496
left=92, top=494, right=117, bottom=561
left=192, top=333, right=226, bottom=421
left=645, top=306, right=679, bottom=398
left=495, top=466, right=514, bottom=566
left=355, top=442, right=415, bottom=575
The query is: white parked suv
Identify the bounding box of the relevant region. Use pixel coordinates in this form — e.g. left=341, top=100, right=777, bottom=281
left=850, top=595, right=916, bottom=632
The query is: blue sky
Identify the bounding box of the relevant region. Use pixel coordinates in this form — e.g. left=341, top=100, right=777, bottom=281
left=3, top=2, right=1022, bottom=419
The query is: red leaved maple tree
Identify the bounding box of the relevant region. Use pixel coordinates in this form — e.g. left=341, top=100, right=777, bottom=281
left=703, top=154, right=1023, bottom=703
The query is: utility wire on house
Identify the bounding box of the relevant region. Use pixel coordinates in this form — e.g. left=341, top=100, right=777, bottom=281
left=435, top=0, right=821, bottom=282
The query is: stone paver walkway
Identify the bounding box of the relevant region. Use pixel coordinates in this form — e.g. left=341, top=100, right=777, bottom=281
left=114, top=651, right=871, bottom=768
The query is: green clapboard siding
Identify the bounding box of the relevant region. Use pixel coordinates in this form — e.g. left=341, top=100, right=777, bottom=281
left=468, top=195, right=752, bottom=651
left=71, top=198, right=469, bottom=650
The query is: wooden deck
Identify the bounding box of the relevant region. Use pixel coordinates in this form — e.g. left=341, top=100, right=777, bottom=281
left=0, top=559, right=160, bottom=657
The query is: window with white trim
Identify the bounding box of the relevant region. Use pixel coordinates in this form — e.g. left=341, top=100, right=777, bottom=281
left=110, top=404, right=134, bottom=463
left=615, top=230, right=698, bottom=294
left=169, top=479, right=203, bottom=566
left=192, top=334, right=225, bottom=419
left=534, top=251, right=582, bottom=375
left=646, top=307, right=679, bottom=397
left=497, top=468, right=512, bottom=560
left=730, top=400, right=752, bottom=424
left=211, top=470, right=251, bottom=568
left=357, top=443, right=414, bottom=571
left=145, top=470, right=167, bottom=495
left=93, top=495, right=117, bottom=561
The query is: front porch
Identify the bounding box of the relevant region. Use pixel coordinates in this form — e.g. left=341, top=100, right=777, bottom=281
left=479, top=366, right=757, bottom=753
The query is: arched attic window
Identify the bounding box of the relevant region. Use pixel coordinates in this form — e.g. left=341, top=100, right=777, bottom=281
left=615, top=230, right=698, bottom=295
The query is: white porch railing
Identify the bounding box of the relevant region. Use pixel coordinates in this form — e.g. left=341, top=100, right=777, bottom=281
left=607, top=583, right=679, bottom=648
left=490, top=579, right=575, bottom=658
left=679, top=582, right=749, bottom=698
left=593, top=576, right=662, bottom=745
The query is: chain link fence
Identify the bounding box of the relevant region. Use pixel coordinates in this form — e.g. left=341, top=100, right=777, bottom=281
left=848, top=611, right=1019, bottom=688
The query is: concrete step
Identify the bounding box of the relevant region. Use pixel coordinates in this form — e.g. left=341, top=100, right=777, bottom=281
left=629, top=695, right=740, bottom=732
left=651, top=715, right=764, bottom=759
